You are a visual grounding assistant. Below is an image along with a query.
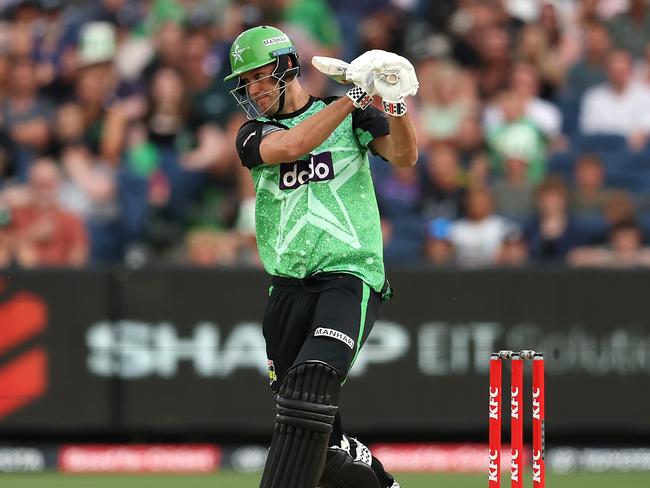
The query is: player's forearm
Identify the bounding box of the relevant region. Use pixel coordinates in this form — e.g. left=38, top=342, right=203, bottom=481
left=386, top=114, right=418, bottom=167
left=261, top=97, right=354, bottom=164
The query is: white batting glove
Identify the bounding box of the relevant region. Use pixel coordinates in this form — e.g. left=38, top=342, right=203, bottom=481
left=347, top=50, right=382, bottom=96
left=345, top=51, right=381, bottom=110
left=349, top=50, right=419, bottom=116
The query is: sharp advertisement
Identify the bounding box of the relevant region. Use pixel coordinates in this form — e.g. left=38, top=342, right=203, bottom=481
left=1, top=269, right=649, bottom=437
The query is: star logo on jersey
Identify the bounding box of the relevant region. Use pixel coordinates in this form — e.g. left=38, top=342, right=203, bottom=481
left=256, top=149, right=363, bottom=252
left=231, top=43, right=249, bottom=65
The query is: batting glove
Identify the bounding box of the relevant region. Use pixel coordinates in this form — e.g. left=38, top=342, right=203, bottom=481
left=345, top=52, right=379, bottom=110
left=350, top=50, right=419, bottom=116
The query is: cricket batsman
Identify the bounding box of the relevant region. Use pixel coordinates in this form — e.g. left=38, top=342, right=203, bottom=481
left=224, top=25, right=418, bottom=488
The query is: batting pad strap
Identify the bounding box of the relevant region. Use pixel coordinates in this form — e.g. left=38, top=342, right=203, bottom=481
left=347, top=86, right=374, bottom=110
left=276, top=397, right=338, bottom=432
left=382, top=100, right=407, bottom=116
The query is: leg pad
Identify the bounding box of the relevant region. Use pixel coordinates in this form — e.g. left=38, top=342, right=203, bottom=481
left=259, top=361, right=341, bottom=488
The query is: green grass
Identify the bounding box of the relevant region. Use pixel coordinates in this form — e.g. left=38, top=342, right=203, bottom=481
left=2, top=472, right=650, bottom=488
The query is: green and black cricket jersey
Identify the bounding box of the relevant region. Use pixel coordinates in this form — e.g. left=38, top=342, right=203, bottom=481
left=235, top=96, right=390, bottom=293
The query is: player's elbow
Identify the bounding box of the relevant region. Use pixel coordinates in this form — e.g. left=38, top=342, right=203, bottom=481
left=392, top=146, right=418, bottom=167
left=284, top=140, right=307, bottom=161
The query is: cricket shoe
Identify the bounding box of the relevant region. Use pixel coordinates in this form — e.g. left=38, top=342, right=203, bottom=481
left=347, top=437, right=401, bottom=488
left=319, top=435, right=399, bottom=488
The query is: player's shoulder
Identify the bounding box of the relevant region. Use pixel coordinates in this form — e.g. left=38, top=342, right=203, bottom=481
left=236, top=119, right=287, bottom=146
left=237, top=118, right=282, bottom=134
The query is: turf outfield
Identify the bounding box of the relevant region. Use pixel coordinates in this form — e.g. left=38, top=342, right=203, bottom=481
left=1, top=472, right=650, bottom=487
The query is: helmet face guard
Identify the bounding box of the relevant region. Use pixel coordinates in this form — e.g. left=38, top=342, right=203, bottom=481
left=230, top=55, right=300, bottom=120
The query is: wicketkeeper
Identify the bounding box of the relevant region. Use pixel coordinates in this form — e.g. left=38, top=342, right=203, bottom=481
left=224, top=25, right=419, bottom=488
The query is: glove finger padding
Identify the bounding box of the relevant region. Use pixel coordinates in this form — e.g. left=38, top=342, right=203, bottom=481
left=374, top=64, right=419, bottom=103
left=346, top=68, right=377, bottom=96
left=348, top=50, right=386, bottom=96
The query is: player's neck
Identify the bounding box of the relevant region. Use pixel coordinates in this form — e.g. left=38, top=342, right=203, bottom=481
left=277, top=85, right=310, bottom=115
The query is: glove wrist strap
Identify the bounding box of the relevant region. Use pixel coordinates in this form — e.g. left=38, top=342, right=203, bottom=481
left=346, top=86, right=373, bottom=110
left=382, top=100, right=407, bottom=116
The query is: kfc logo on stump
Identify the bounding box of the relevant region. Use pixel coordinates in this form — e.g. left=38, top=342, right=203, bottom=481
left=280, top=151, right=334, bottom=190
left=0, top=279, right=48, bottom=420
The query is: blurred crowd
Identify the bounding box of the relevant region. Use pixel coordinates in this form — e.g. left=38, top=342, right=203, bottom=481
left=1, top=0, right=650, bottom=269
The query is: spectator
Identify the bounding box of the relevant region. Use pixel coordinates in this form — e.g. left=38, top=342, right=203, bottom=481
left=357, top=4, right=405, bottom=55
left=421, top=145, right=466, bottom=222
left=634, top=42, right=650, bottom=86
left=374, top=162, right=424, bottom=264
left=487, top=91, right=547, bottom=183
left=49, top=102, right=86, bottom=158
left=183, top=30, right=240, bottom=134
left=516, top=23, right=566, bottom=99
left=484, top=62, right=562, bottom=140
left=326, top=0, right=389, bottom=61
left=3, top=158, right=88, bottom=267
left=580, top=50, right=650, bottom=150
left=475, top=26, right=512, bottom=99
left=183, top=228, right=241, bottom=267
left=0, top=185, right=31, bottom=267
left=1, top=56, right=53, bottom=181
left=567, top=0, right=627, bottom=26
left=565, top=22, right=611, bottom=97
left=375, top=164, right=422, bottom=220
left=141, top=20, right=187, bottom=82
left=58, top=145, right=121, bottom=263
left=75, top=22, right=143, bottom=164
left=537, top=2, right=582, bottom=69
left=496, top=227, right=528, bottom=267
left=525, top=175, right=587, bottom=263
left=570, top=154, right=612, bottom=219
left=0, top=119, right=17, bottom=183
left=492, top=153, right=535, bottom=222
left=466, top=151, right=491, bottom=189
left=604, top=190, right=636, bottom=228
left=282, top=0, right=341, bottom=56
left=568, top=0, right=601, bottom=29
left=418, top=60, right=477, bottom=148
left=423, top=217, right=454, bottom=266
left=5, top=16, right=35, bottom=59
left=568, top=220, right=650, bottom=267
left=0, top=52, right=10, bottom=99
left=607, top=0, right=650, bottom=59
left=33, top=0, right=79, bottom=101
left=447, top=186, right=520, bottom=268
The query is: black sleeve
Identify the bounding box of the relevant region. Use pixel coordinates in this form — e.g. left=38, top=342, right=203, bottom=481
left=235, top=120, right=286, bottom=169
left=351, top=105, right=390, bottom=151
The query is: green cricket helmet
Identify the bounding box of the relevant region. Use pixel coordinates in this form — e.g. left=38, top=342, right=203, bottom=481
left=224, top=25, right=301, bottom=119
left=224, top=25, right=299, bottom=81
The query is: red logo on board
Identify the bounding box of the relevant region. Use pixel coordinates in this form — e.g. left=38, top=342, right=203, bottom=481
left=0, top=279, right=48, bottom=420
